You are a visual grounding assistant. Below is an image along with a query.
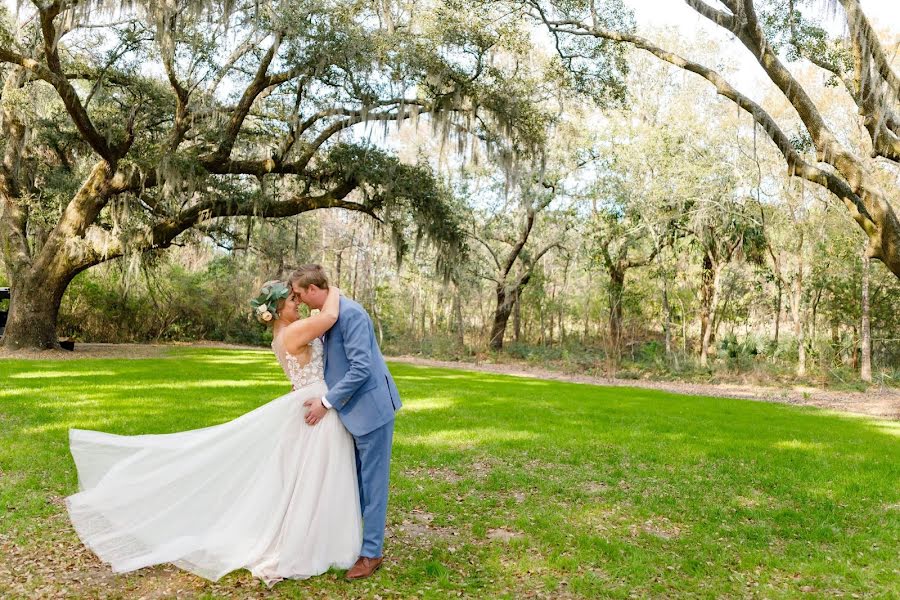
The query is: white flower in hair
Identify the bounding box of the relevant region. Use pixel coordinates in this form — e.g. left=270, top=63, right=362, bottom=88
left=261, top=311, right=273, bottom=322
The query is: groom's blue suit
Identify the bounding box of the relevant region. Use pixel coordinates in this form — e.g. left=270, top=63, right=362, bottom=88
left=323, top=296, right=401, bottom=558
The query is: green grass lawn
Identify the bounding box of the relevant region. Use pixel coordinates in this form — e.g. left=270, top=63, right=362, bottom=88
left=1, top=348, right=898, bottom=599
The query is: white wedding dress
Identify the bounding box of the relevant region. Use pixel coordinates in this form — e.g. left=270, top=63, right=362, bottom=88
left=65, top=336, right=362, bottom=585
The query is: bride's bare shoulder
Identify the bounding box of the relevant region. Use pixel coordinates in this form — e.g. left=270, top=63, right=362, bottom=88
left=279, top=318, right=318, bottom=351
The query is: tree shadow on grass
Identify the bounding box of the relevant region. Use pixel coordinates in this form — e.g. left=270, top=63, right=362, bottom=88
left=390, top=364, right=899, bottom=577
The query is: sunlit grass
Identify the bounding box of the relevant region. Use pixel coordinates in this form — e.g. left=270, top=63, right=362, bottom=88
left=0, top=350, right=898, bottom=598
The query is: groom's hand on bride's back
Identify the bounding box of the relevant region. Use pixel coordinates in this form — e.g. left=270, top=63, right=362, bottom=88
left=303, top=397, right=328, bottom=425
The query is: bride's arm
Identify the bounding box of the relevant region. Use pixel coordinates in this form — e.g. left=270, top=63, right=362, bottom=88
left=283, top=287, right=341, bottom=352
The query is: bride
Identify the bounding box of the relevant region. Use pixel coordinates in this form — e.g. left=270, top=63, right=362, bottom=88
left=65, top=281, right=362, bottom=585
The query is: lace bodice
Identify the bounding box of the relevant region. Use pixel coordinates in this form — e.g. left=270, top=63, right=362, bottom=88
left=272, top=335, right=325, bottom=389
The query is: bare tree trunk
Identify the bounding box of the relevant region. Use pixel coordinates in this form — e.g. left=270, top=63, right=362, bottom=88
left=408, top=293, right=417, bottom=337
left=774, top=278, right=782, bottom=345
left=861, top=250, right=872, bottom=382
left=698, top=254, right=714, bottom=363
left=711, top=283, right=732, bottom=344
left=811, top=287, right=822, bottom=348
left=558, top=304, right=565, bottom=344
left=351, top=236, right=360, bottom=298
left=453, top=283, right=465, bottom=348
left=429, top=292, right=436, bottom=336
left=489, top=285, right=514, bottom=351
left=608, top=268, right=625, bottom=359
left=791, top=232, right=807, bottom=377
left=513, top=288, right=521, bottom=343
left=558, top=257, right=570, bottom=344
left=661, top=277, right=672, bottom=358
left=335, top=250, right=343, bottom=288
left=548, top=281, right=556, bottom=346
left=791, top=274, right=806, bottom=377
left=2, top=265, right=72, bottom=350
left=372, top=299, right=384, bottom=347
left=2, top=162, right=116, bottom=350
left=539, top=302, right=545, bottom=345
left=419, top=295, right=426, bottom=340
left=700, top=264, right=723, bottom=367
left=583, top=270, right=592, bottom=341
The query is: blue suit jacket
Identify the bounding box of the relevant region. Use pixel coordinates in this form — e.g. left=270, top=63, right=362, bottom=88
left=323, top=297, right=401, bottom=437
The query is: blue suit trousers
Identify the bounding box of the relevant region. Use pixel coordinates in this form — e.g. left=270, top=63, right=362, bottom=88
left=353, top=419, right=394, bottom=558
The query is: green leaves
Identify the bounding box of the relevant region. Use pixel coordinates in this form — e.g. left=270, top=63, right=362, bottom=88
left=0, top=5, right=13, bottom=50
left=758, top=0, right=853, bottom=78
left=315, top=142, right=467, bottom=274
left=530, top=0, right=632, bottom=107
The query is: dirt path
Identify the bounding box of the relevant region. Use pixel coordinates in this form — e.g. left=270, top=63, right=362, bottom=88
left=388, top=355, right=900, bottom=421
left=2, top=343, right=896, bottom=420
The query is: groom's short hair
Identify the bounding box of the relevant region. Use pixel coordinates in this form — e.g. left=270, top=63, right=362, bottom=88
left=290, top=264, right=330, bottom=290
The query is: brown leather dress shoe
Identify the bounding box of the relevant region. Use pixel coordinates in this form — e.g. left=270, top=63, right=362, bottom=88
left=345, top=556, right=384, bottom=580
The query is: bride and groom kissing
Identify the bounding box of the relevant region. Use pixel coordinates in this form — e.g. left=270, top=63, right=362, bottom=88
left=65, top=264, right=402, bottom=585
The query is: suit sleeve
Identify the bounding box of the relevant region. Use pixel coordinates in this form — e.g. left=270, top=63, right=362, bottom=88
left=324, top=308, right=373, bottom=410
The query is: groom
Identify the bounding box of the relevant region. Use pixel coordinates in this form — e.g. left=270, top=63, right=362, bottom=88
left=290, top=264, right=402, bottom=580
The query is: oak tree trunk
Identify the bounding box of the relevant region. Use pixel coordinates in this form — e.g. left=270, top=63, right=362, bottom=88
left=791, top=274, right=806, bottom=377
left=661, top=277, right=672, bottom=358
left=774, top=279, right=782, bottom=345
left=453, top=284, right=465, bottom=348
left=608, top=268, right=625, bottom=358
left=2, top=163, right=115, bottom=350
left=861, top=251, right=872, bottom=383
left=513, top=288, right=521, bottom=343
left=699, top=263, right=723, bottom=367
left=2, top=266, right=73, bottom=350
left=489, top=285, right=515, bottom=351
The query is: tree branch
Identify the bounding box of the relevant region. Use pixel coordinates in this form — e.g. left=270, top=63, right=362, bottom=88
left=467, top=229, right=503, bottom=271
left=838, top=0, right=900, bottom=98
left=538, top=13, right=897, bottom=268
left=501, top=205, right=537, bottom=278
left=205, top=32, right=284, bottom=164
left=34, top=2, right=115, bottom=162
left=682, top=0, right=735, bottom=29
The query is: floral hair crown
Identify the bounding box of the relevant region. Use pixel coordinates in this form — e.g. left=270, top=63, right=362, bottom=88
left=250, top=280, right=291, bottom=324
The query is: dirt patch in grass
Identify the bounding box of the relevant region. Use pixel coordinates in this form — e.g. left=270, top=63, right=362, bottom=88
left=390, top=356, right=900, bottom=420
left=629, top=517, right=683, bottom=541
left=388, top=509, right=462, bottom=546
left=584, top=481, right=610, bottom=495
left=486, top=527, right=524, bottom=542
left=468, top=459, right=496, bottom=479
left=403, top=465, right=463, bottom=484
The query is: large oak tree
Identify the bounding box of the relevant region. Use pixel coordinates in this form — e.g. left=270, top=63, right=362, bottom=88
left=527, top=0, right=900, bottom=280
left=0, top=0, right=544, bottom=349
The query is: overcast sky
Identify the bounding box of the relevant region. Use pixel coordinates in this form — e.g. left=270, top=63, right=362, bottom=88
left=628, top=0, right=897, bottom=29
left=4, top=0, right=896, bottom=55
left=4, top=0, right=897, bottom=29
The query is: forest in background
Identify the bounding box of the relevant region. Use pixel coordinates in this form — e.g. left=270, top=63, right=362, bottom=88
left=39, top=46, right=900, bottom=386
